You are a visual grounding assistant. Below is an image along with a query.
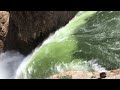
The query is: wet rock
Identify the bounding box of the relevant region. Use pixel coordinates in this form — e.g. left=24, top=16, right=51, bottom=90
left=98, top=72, right=106, bottom=79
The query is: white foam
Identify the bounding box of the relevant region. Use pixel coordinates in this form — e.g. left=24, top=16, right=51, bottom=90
left=88, top=59, right=107, bottom=72
left=52, top=59, right=107, bottom=74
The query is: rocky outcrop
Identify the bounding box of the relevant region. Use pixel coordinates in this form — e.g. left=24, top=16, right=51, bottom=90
left=49, top=69, right=120, bottom=79
left=0, top=11, right=9, bottom=52
left=4, top=11, right=78, bottom=55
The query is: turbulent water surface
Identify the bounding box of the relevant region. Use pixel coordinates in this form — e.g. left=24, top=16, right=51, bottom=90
left=1, top=11, right=120, bottom=79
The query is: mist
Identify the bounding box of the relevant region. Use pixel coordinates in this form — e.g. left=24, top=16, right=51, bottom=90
left=0, top=51, right=25, bottom=79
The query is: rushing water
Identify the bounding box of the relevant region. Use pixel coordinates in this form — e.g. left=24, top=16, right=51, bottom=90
left=1, top=11, right=120, bottom=79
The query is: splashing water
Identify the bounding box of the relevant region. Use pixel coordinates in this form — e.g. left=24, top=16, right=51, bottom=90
left=15, top=11, right=109, bottom=79
left=51, top=59, right=107, bottom=74
left=0, top=51, right=24, bottom=79
left=1, top=11, right=120, bottom=79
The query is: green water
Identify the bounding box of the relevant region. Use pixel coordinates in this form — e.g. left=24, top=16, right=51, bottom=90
left=16, top=11, right=120, bottom=79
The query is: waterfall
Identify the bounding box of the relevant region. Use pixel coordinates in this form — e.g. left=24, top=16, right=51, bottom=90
left=1, top=11, right=120, bottom=79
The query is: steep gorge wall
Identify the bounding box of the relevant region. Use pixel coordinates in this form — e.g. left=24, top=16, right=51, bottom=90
left=4, top=11, right=78, bottom=55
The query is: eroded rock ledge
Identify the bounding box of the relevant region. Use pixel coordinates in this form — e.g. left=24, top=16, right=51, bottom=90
left=49, top=69, right=120, bottom=79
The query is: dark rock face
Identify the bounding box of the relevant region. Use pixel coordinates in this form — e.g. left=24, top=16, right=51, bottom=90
left=4, top=11, right=78, bottom=55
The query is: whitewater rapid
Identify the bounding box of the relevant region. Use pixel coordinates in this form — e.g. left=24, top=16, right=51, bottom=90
left=0, top=11, right=108, bottom=79
left=1, top=11, right=120, bottom=79
left=0, top=47, right=107, bottom=79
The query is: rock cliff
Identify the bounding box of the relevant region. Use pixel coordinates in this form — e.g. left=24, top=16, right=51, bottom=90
left=4, top=11, right=78, bottom=55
